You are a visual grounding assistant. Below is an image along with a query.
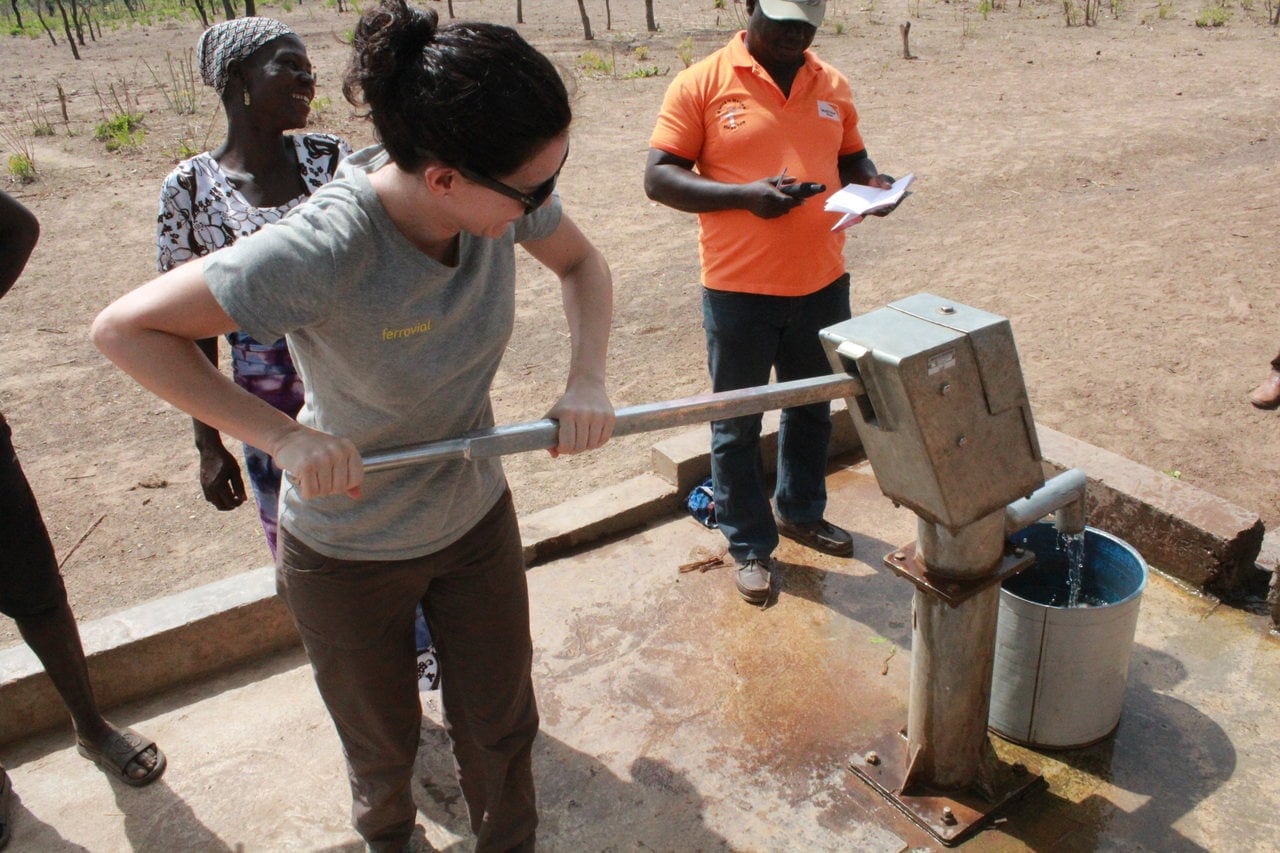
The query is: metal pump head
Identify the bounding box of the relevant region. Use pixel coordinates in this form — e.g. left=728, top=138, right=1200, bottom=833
left=821, top=293, right=1044, bottom=531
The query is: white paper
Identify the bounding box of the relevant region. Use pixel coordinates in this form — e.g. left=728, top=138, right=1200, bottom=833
left=824, top=172, right=915, bottom=231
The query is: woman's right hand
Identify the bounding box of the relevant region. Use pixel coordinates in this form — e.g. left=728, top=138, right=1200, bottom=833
left=272, top=425, right=364, bottom=501
left=198, top=442, right=248, bottom=510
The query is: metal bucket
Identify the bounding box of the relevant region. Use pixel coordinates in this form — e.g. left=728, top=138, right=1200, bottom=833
left=989, top=523, right=1147, bottom=749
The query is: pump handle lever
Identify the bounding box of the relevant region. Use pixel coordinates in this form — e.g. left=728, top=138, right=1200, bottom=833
left=361, top=372, right=864, bottom=474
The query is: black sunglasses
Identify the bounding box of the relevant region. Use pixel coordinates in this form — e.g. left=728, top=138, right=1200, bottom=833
left=456, top=143, right=570, bottom=215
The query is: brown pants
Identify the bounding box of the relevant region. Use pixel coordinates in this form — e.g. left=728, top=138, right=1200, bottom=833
left=277, top=490, right=538, bottom=852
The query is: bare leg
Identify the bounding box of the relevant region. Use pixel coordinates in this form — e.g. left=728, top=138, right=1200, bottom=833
left=14, top=600, right=159, bottom=781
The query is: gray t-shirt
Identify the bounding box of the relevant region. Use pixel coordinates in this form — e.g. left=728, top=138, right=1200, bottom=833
left=205, top=145, right=563, bottom=560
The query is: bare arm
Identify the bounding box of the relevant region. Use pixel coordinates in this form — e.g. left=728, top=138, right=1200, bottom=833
left=838, top=149, right=894, bottom=190
left=156, top=172, right=247, bottom=509
left=520, top=210, right=615, bottom=456
left=192, top=334, right=247, bottom=511
left=0, top=190, right=40, bottom=301
left=92, top=260, right=362, bottom=499
left=643, top=148, right=804, bottom=220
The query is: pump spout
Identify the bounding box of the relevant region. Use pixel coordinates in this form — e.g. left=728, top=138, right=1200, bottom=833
left=1004, top=468, right=1087, bottom=537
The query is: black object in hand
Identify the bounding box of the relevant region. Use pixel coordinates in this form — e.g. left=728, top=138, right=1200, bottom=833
left=779, top=182, right=825, bottom=199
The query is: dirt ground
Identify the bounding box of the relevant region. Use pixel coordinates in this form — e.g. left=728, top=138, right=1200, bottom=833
left=1, top=0, right=1277, bottom=647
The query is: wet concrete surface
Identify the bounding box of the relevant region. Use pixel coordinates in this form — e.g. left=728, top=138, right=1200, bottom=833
left=3, top=458, right=1278, bottom=850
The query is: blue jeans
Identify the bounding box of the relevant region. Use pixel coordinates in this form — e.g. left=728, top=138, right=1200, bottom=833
left=702, top=275, right=852, bottom=562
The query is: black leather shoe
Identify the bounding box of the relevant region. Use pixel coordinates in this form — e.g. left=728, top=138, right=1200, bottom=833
left=734, top=557, right=772, bottom=604
left=775, top=516, right=854, bottom=557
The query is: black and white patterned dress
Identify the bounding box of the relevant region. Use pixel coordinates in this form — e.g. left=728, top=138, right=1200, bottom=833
left=154, top=132, right=351, bottom=557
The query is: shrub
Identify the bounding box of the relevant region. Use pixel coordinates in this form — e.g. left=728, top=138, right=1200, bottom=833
left=578, top=50, right=614, bottom=76
left=624, top=65, right=665, bottom=79
left=676, top=36, right=695, bottom=68
left=94, top=112, right=146, bottom=152
left=1195, top=4, right=1230, bottom=24
left=8, top=153, right=36, bottom=183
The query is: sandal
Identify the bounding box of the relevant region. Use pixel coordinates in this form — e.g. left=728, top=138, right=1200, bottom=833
left=1, top=765, right=13, bottom=850
left=76, top=728, right=166, bottom=788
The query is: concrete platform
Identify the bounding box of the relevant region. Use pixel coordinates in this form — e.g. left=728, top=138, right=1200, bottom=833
left=3, top=459, right=1278, bottom=851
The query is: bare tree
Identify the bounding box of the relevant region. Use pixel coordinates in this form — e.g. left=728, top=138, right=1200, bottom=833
left=645, top=0, right=657, bottom=31
left=517, top=0, right=523, bottom=23
left=192, top=0, right=210, bottom=27
left=575, top=0, right=593, bottom=39
left=81, top=1, right=100, bottom=42
left=604, top=0, right=611, bottom=29
left=221, top=0, right=235, bottom=20
left=9, top=0, right=22, bottom=29
left=53, top=0, right=80, bottom=58
left=32, top=0, right=57, bottom=46
left=68, top=0, right=86, bottom=45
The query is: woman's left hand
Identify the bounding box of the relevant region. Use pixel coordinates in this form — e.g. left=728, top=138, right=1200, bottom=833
left=546, top=379, right=614, bottom=457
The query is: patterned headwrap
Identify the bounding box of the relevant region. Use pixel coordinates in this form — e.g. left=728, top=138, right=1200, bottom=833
left=196, top=17, right=296, bottom=94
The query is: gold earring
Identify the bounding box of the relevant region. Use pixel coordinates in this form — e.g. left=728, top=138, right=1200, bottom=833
left=242, top=89, right=251, bottom=107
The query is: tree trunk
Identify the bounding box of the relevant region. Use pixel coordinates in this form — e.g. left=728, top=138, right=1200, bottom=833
left=221, top=0, right=235, bottom=20
left=575, top=0, right=593, bottom=39
left=604, top=0, right=611, bottom=29
left=53, top=0, right=80, bottom=58
left=9, top=0, right=22, bottom=29
left=516, top=0, right=523, bottom=24
left=447, top=0, right=454, bottom=17
left=245, top=0, right=255, bottom=16
left=192, top=0, right=209, bottom=27
left=644, top=0, right=657, bottom=31
left=33, top=2, right=57, bottom=45
left=69, top=0, right=86, bottom=45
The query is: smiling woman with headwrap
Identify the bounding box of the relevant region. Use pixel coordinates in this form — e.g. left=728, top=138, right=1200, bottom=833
left=156, top=17, right=351, bottom=555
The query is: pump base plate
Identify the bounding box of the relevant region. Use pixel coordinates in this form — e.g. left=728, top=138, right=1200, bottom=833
left=848, top=729, right=1044, bottom=847
left=884, top=542, right=1035, bottom=606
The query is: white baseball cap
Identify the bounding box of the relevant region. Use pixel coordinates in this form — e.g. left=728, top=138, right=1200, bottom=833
left=758, top=0, right=827, bottom=27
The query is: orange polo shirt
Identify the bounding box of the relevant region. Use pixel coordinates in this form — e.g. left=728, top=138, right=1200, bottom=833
left=649, top=32, right=866, bottom=296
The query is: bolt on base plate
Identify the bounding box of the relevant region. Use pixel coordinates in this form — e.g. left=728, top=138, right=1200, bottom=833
left=848, top=729, right=1045, bottom=846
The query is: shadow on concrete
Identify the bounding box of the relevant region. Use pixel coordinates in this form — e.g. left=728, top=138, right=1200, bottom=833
left=0, top=650, right=311, bottom=851
left=772, top=540, right=914, bottom=648
left=2, top=790, right=89, bottom=851
left=110, top=777, right=234, bottom=852
left=410, top=716, right=731, bottom=851
left=3, top=773, right=229, bottom=852
left=996, top=644, right=1235, bottom=851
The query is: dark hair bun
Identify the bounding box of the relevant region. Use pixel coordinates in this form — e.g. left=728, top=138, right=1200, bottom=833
left=342, top=0, right=570, bottom=176
left=344, top=0, right=438, bottom=114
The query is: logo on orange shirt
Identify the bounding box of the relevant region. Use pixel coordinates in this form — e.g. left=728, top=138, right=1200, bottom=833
left=716, top=99, right=749, bottom=131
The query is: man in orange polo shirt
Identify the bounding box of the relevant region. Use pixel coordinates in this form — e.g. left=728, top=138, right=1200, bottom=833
left=644, top=0, right=897, bottom=605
